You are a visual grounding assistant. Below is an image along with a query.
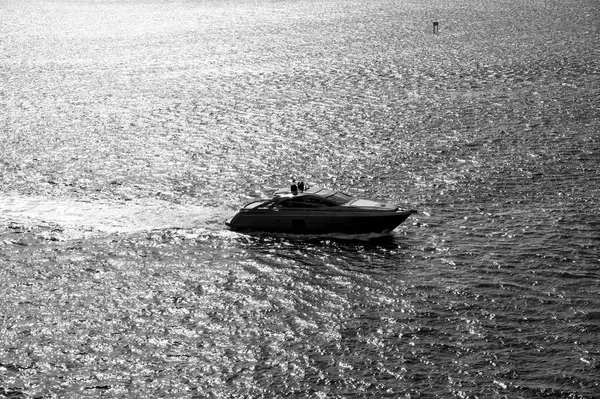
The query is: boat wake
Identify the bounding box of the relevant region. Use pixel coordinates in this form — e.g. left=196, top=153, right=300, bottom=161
left=0, top=195, right=226, bottom=240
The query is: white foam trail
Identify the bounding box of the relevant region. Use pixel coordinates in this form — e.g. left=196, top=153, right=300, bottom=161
left=0, top=195, right=226, bottom=236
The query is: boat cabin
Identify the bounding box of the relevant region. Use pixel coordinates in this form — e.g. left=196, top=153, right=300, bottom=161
left=242, top=187, right=354, bottom=210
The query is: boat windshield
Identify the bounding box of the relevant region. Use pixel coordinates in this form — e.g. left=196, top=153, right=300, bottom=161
left=326, top=191, right=353, bottom=205
left=243, top=199, right=272, bottom=209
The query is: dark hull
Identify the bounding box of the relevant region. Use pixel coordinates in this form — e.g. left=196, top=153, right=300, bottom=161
left=226, top=209, right=414, bottom=234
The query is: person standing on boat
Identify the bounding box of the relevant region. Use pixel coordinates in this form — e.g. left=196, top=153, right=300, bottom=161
left=291, top=179, right=298, bottom=195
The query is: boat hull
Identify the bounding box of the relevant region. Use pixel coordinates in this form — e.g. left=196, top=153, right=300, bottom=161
left=226, top=208, right=414, bottom=234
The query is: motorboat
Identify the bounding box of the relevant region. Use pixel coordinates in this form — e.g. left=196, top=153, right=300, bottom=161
left=226, top=185, right=416, bottom=234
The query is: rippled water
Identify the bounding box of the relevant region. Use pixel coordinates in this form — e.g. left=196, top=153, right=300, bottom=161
left=1, top=0, right=599, bottom=397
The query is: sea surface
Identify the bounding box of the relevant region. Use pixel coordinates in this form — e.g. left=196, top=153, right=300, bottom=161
left=1, top=0, right=599, bottom=397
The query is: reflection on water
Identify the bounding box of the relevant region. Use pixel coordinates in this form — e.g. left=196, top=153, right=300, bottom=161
left=1, top=0, right=599, bottom=397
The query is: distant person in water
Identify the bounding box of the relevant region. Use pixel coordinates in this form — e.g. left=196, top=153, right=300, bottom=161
left=433, top=21, right=439, bottom=33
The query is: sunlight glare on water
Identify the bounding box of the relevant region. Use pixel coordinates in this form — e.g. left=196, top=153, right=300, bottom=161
left=1, top=0, right=599, bottom=397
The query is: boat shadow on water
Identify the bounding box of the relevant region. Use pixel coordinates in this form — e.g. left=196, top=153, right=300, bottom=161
left=229, top=228, right=416, bottom=274
left=231, top=228, right=414, bottom=252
